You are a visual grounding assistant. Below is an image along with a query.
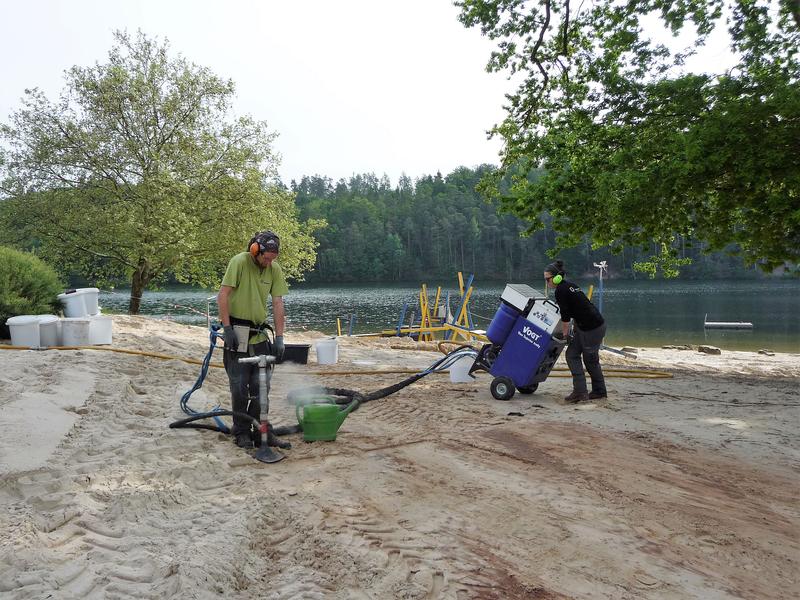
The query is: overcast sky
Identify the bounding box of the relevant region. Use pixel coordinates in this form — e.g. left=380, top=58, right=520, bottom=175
left=1, top=1, right=737, bottom=187
left=0, top=0, right=512, bottom=186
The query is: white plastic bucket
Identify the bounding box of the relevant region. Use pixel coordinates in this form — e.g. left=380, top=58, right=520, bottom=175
left=56, top=287, right=100, bottom=317
left=6, top=315, right=40, bottom=347
left=61, top=317, right=91, bottom=346
left=80, top=288, right=100, bottom=315
left=36, top=315, right=60, bottom=346
left=58, top=289, right=89, bottom=317
left=315, top=338, right=339, bottom=365
left=449, top=355, right=474, bottom=383
left=89, top=315, right=113, bottom=345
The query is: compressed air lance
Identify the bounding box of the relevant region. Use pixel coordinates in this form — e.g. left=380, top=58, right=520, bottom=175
left=238, top=354, right=284, bottom=463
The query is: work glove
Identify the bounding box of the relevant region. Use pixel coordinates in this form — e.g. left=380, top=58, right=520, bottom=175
left=273, top=335, right=285, bottom=361
left=223, top=325, right=238, bottom=350
left=554, top=330, right=573, bottom=344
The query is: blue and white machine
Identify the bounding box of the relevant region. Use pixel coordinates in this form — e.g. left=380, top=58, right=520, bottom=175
left=470, top=284, right=566, bottom=400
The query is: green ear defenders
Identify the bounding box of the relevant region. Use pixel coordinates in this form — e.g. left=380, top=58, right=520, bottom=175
left=552, top=274, right=563, bottom=285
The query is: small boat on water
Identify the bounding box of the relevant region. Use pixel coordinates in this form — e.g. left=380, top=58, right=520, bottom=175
left=704, top=314, right=753, bottom=329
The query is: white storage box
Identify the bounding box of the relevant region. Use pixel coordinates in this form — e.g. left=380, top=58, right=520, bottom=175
left=57, top=287, right=100, bottom=318
left=6, top=315, right=40, bottom=347
left=500, top=284, right=544, bottom=313
left=61, top=317, right=91, bottom=346
left=89, top=315, right=113, bottom=345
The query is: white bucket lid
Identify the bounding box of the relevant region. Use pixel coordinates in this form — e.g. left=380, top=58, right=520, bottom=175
left=61, top=317, right=92, bottom=323
left=6, top=315, right=40, bottom=326
left=58, top=289, right=87, bottom=300
left=77, top=287, right=100, bottom=293
left=35, top=315, right=59, bottom=324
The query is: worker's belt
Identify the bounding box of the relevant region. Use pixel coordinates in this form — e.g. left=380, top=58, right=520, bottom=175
left=229, top=316, right=274, bottom=337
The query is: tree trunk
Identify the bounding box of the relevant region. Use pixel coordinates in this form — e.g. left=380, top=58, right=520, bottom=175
left=129, top=260, right=151, bottom=315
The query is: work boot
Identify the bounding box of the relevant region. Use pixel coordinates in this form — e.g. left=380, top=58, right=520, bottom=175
left=268, top=429, right=292, bottom=450
left=563, top=391, right=589, bottom=404
left=235, top=433, right=254, bottom=449
left=588, top=391, right=607, bottom=400
left=251, top=424, right=293, bottom=449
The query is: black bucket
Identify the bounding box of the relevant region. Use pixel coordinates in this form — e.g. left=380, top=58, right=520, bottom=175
left=279, top=343, right=310, bottom=364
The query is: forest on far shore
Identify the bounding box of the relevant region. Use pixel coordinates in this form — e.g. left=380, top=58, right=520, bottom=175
left=291, top=166, right=767, bottom=284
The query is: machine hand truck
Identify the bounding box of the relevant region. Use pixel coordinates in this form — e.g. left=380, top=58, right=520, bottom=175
left=470, top=284, right=567, bottom=401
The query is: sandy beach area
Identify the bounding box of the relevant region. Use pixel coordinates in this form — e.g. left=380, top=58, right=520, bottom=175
left=1, top=315, right=798, bottom=599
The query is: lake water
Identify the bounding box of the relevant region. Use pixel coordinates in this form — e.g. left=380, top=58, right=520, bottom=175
left=98, top=279, right=800, bottom=353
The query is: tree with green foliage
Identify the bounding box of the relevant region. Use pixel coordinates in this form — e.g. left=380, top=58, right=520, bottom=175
left=292, top=166, right=768, bottom=283
left=0, top=246, right=63, bottom=337
left=456, top=0, right=800, bottom=275
left=0, top=31, right=321, bottom=313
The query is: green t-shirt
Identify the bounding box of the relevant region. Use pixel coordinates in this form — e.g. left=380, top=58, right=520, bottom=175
left=221, top=252, right=289, bottom=341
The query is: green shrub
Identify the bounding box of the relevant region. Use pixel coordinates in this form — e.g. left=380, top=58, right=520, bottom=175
left=0, top=246, right=63, bottom=338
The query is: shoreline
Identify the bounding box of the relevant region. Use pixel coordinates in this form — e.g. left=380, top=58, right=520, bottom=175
left=91, top=278, right=800, bottom=353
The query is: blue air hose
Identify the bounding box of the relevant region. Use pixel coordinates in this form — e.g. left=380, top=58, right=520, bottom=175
left=180, top=324, right=231, bottom=433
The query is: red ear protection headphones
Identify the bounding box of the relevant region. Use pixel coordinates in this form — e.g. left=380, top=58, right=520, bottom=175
left=249, top=231, right=280, bottom=257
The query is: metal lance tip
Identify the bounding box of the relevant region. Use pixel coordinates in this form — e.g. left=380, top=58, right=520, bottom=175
left=237, top=354, right=284, bottom=464
left=255, top=420, right=285, bottom=463
left=255, top=445, right=285, bottom=463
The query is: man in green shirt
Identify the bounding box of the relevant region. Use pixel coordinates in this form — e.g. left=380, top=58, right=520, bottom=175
left=218, top=230, right=289, bottom=448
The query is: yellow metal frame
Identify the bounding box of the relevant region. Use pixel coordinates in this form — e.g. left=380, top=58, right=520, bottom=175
left=340, top=272, right=487, bottom=341
left=376, top=272, right=487, bottom=342
left=378, top=323, right=488, bottom=342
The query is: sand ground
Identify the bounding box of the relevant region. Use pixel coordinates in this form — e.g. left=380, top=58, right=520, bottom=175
left=0, top=315, right=798, bottom=599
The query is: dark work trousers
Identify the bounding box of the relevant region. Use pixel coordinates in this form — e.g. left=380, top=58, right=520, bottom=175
left=223, top=340, right=272, bottom=437
left=565, top=322, right=607, bottom=395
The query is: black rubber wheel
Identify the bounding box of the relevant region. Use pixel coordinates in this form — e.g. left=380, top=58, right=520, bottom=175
left=490, top=376, right=516, bottom=401
left=517, top=384, right=538, bottom=394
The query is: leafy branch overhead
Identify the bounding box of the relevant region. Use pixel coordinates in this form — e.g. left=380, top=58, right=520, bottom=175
left=457, top=0, right=800, bottom=274
left=0, top=31, right=321, bottom=313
